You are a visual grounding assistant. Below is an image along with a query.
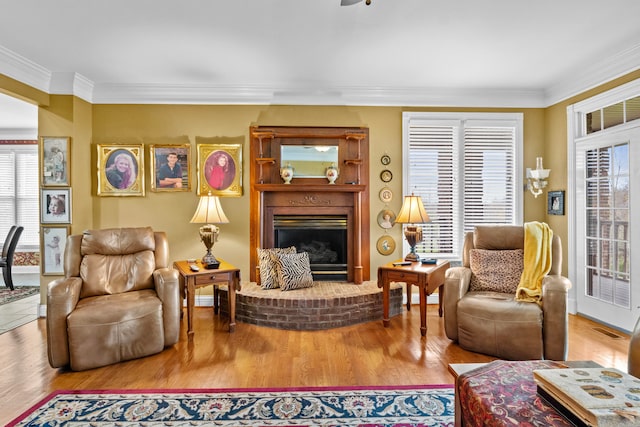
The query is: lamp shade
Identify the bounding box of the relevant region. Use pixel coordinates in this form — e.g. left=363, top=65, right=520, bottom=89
left=190, top=194, right=229, bottom=224
left=395, top=194, right=430, bottom=224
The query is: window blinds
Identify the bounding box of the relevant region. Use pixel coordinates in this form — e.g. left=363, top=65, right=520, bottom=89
left=404, top=113, right=520, bottom=259
left=0, top=145, right=39, bottom=249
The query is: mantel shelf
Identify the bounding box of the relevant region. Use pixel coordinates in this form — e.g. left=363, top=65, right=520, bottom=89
left=254, top=184, right=366, bottom=193
left=256, top=157, right=276, bottom=164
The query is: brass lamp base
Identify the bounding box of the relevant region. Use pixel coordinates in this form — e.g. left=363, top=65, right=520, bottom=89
left=199, top=224, right=220, bottom=269
left=403, top=225, right=423, bottom=262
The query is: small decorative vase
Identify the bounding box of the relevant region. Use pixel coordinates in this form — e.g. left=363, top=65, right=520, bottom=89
left=280, top=163, right=294, bottom=184
left=325, top=163, right=339, bottom=184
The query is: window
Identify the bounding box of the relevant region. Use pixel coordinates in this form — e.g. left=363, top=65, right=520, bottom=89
left=402, top=112, right=523, bottom=259
left=0, top=141, right=39, bottom=250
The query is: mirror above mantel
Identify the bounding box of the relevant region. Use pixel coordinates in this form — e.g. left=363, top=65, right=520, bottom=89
left=281, top=145, right=338, bottom=178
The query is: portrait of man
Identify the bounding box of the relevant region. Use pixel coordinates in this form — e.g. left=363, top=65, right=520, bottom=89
left=156, top=152, right=183, bottom=188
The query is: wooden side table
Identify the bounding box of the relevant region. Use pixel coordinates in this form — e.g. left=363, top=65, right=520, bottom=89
left=174, top=259, right=241, bottom=337
left=377, top=260, right=449, bottom=337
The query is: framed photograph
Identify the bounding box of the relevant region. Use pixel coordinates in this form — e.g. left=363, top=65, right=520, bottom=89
left=150, top=144, right=191, bottom=192
left=41, top=188, right=71, bottom=224
left=97, top=144, right=145, bottom=196
left=40, top=136, right=71, bottom=186
left=377, top=209, right=396, bottom=229
left=41, top=226, right=69, bottom=275
left=376, top=235, right=396, bottom=256
left=548, top=190, right=565, bottom=215
left=197, top=143, right=243, bottom=196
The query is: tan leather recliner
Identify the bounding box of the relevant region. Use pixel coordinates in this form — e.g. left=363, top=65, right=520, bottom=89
left=444, top=225, right=571, bottom=361
left=46, top=227, right=181, bottom=371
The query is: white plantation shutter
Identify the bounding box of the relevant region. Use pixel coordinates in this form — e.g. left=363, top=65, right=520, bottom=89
left=463, top=124, right=516, bottom=231
left=0, top=144, right=39, bottom=249
left=406, top=121, right=459, bottom=256
left=403, top=113, right=522, bottom=259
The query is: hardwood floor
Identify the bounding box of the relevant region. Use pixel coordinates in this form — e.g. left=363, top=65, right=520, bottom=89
left=0, top=304, right=631, bottom=425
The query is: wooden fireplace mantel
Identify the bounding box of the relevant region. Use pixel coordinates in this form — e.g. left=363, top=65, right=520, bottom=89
left=249, top=126, right=370, bottom=284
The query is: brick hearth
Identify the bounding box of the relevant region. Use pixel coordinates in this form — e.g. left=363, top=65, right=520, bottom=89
left=219, top=281, right=403, bottom=331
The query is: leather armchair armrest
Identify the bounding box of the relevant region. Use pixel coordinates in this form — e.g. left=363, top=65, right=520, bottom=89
left=444, top=267, right=472, bottom=341
left=46, top=277, right=82, bottom=368
left=542, top=274, right=572, bottom=361
left=154, top=267, right=181, bottom=346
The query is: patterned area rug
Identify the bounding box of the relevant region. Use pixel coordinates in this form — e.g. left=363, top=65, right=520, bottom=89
left=9, top=385, right=455, bottom=426
left=0, top=286, right=39, bottom=306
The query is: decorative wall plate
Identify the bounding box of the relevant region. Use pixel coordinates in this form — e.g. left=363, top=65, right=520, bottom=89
left=376, top=235, right=396, bottom=255
left=380, top=169, right=393, bottom=183
left=381, top=154, right=391, bottom=165
left=379, top=187, right=393, bottom=203
left=377, top=209, right=396, bottom=229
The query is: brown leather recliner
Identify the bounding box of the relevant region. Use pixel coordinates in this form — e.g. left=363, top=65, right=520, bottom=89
left=444, top=225, right=571, bottom=361
left=47, top=227, right=181, bottom=371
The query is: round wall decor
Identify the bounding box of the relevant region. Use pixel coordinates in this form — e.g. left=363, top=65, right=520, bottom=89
left=380, top=169, right=393, bottom=183
left=379, top=187, right=393, bottom=203
left=381, top=154, right=391, bottom=165
left=376, top=235, right=396, bottom=255
left=377, top=209, right=396, bottom=229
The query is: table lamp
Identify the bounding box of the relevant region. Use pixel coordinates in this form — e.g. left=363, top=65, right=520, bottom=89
left=190, top=192, right=229, bottom=269
left=395, top=193, right=430, bottom=262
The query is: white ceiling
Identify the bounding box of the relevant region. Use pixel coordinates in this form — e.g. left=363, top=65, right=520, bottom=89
left=1, top=0, right=640, bottom=116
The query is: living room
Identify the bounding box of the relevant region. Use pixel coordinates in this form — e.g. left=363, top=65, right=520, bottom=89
left=1, top=1, right=640, bottom=425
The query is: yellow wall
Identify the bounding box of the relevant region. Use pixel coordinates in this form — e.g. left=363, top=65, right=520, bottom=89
left=2, top=69, right=639, bottom=303
left=87, top=104, right=545, bottom=283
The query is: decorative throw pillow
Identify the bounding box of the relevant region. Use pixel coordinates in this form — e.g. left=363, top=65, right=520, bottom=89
left=271, top=251, right=314, bottom=291
left=258, top=246, right=297, bottom=289
left=469, top=249, right=524, bottom=294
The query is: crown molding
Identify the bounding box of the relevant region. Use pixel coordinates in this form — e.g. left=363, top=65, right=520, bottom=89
left=89, top=83, right=547, bottom=107
left=0, top=45, right=51, bottom=93
left=1, top=42, right=639, bottom=108
left=545, top=42, right=640, bottom=106
left=49, top=72, right=94, bottom=103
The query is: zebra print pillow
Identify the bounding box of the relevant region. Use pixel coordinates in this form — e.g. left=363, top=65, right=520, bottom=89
left=258, top=246, right=297, bottom=289
left=271, top=251, right=314, bottom=291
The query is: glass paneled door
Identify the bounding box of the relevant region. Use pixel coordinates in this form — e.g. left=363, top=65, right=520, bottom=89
left=575, top=128, right=639, bottom=331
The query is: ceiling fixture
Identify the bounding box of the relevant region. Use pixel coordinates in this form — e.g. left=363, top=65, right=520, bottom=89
left=341, top=0, right=371, bottom=5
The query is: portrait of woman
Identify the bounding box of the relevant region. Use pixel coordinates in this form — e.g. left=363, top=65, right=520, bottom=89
left=105, top=150, right=137, bottom=190
left=205, top=150, right=236, bottom=191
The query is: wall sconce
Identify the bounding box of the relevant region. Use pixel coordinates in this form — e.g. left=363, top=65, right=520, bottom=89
left=526, top=157, right=551, bottom=198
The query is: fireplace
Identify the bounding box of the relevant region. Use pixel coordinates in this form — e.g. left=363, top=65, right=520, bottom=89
left=249, top=126, right=370, bottom=284
left=274, top=215, right=348, bottom=281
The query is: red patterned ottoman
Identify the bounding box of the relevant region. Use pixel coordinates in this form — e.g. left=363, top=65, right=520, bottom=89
left=457, top=360, right=573, bottom=426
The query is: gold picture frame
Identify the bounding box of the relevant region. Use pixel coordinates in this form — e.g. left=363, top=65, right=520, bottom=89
left=40, top=136, right=71, bottom=187
left=150, top=144, right=191, bottom=192
left=41, top=225, right=69, bottom=275
left=97, top=144, right=145, bottom=196
left=196, top=143, right=242, bottom=196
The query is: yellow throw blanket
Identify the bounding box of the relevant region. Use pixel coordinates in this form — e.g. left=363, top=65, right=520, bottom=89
left=515, top=221, right=553, bottom=304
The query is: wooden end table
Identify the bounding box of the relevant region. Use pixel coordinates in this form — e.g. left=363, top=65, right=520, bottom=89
left=377, top=259, right=449, bottom=337
left=174, top=259, right=241, bottom=337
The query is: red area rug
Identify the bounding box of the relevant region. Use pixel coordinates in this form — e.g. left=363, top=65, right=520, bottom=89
left=9, top=385, right=455, bottom=426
